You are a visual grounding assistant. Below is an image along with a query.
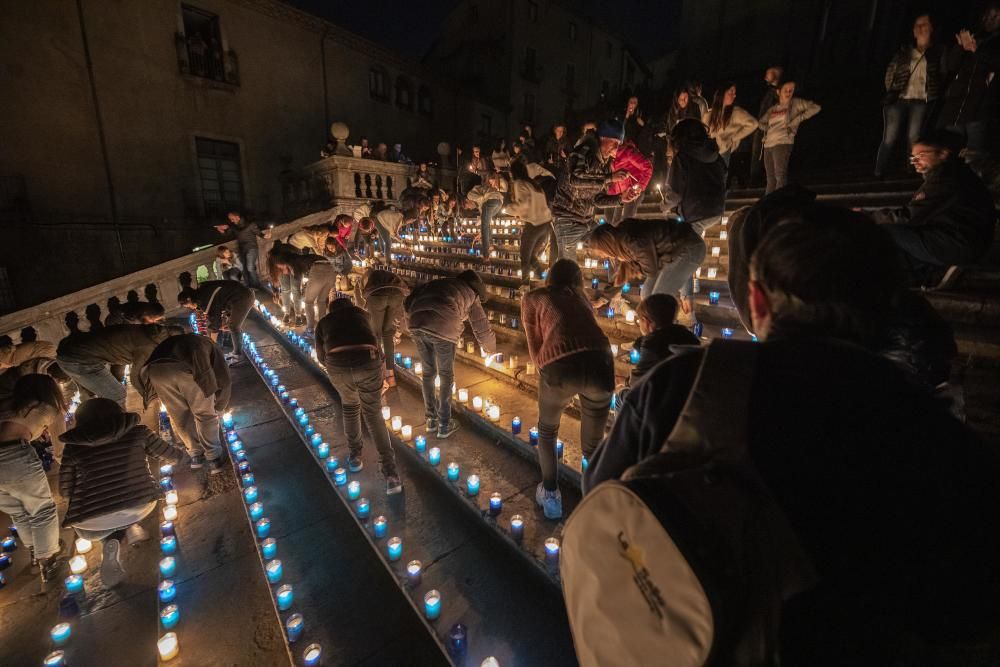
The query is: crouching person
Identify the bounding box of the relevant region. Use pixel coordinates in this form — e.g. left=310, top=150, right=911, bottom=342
left=60, top=398, right=186, bottom=587
left=316, top=298, right=401, bottom=495
left=140, top=334, right=231, bottom=474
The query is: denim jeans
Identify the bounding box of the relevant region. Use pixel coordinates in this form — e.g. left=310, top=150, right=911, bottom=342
left=0, top=440, right=61, bottom=557
left=519, top=223, right=554, bottom=282
left=302, top=263, right=338, bottom=330
left=146, top=361, right=223, bottom=461
left=366, top=292, right=405, bottom=371
left=240, top=247, right=260, bottom=288
left=279, top=273, right=302, bottom=317
left=225, top=292, right=255, bottom=356
left=412, top=334, right=456, bottom=427
left=480, top=198, right=502, bottom=250
left=537, top=350, right=613, bottom=489
left=375, top=221, right=393, bottom=266
left=609, top=197, right=641, bottom=226
left=552, top=217, right=595, bottom=261
left=58, top=357, right=127, bottom=406
left=875, top=100, right=928, bottom=176
left=764, top=144, right=794, bottom=194
left=640, top=227, right=706, bottom=300
left=325, top=357, right=396, bottom=475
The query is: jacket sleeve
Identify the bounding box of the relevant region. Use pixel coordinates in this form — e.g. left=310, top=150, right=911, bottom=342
left=634, top=233, right=660, bottom=278
left=884, top=55, right=898, bottom=91
left=467, top=300, right=497, bottom=354
left=626, top=148, right=653, bottom=189
left=140, top=426, right=186, bottom=463
left=730, top=109, right=759, bottom=147
left=566, top=143, right=607, bottom=186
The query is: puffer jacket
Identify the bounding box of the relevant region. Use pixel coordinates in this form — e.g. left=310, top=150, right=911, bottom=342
left=662, top=134, right=727, bottom=223
left=404, top=277, right=496, bottom=352
left=551, top=133, right=612, bottom=222
left=607, top=141, right=653, bottom=198
left=57, top=324, right=178, bottom=400
left=0, top=340, right=56, bottom=369
left=884, top=45, right=943, bottom=101
left=140, top=334, right=231, bottom=411
left=703, top=106, right=758, bottom=154
left=588, top=220, right=706, bottom=281
left=940, top=31, right=1000, bottom=125
left=59, top=412, right=185, bottom=526
left=315, top=299, right=380, bottom=366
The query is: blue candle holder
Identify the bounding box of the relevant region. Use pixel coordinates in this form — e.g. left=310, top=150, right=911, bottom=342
left=403, top=356, right=413, bottom=369
left=606, top=307, right=615, bottom=319
left=448, top=623, right=468, bottom=660
left=310, top=433, right=323, bottom=447
left=285, top=612, right=303, bottom=642
left=621, top=282, right=632, bottom=294
left=394, top=352, right=402, bottom=363
left=356, top=498, right=370, bottom=519
left=304, top=425, right=315, bottom=438
left=256, top=518, right=271, bottom=539
left=510, top=514, right=524, bottom=541
left=1, top=536, right=16, bottom=552
left=722, top=327, right=734, bottom=338
left=235, top=450, right=247, bottom=462
left=317, top=442, right=329, bottom=459
left=280, top=390, right=290, bottom=402
left=227, top=432, right=239, bottom=444
left=334, top=468, right=347, bottom=486
left=289, top=398, right=299, bottom=410
left=373, top=516, right=387, bottom=538
left=423, top=590, right=442, bottom=620
left=43, top=651, right=65, bottom=667
left=159, top=521, right=175, bottom=537
left=447, top=462, right=459, bottom=481
left=708, top=290, right=720, bottom=305
left=693, top=322, right=704, bottom=337
left=591, top=277, right=599, bottom=289
left=159, top=464, right=173, bottom=476
left=230, top=439, right=244, bottom=453
left=325, top=456, right=339, bottom=473
left=529, top=427, right=539, bottom=446
left=249, top=502, right=265, bottom=521
left=489, top=493, right=502, bottom=514
left=159, top=556, right=176, bottom=578
left=544, top=537, right=561, bottom=563
left=222, top=413, right=234, bottom=429
left=50, top=622, right=71, bottom=646
left=293, top=407, right=305, bottom=419
left=466, top=475, right=480, bottom=496
left=241, top=473, right=255, bottom=488
left=277, top=385, right=286, bottom=395
left=158, top=579, right=176, bottom=603
left=347, top=481, right=361, bottom=501
left=276, top=584, right=294, bottom=611
left=556, top=440, right=564, bottom=459
left=64, top=574, right=84, bottom=594
left=415, top=435, right=427, bottom=453
left=238, top=460, right=251, bottom=474
left=428, top=447, right=441, bottom=466
left=386, top=537, right=403, bottom=561
left=158, top=477, right=173, bottom=491
left=160, top=536, right=177, bottom=555
left=160, top=604, right=180, bottom=630
left=511, top=417, right=521, bottom=435
left=582, top=456, right=589, bottom=472
left=630, top=348, right=641, bottom=364
left=266, top=559, right=283, bottom=583
left=243, top=486, right=258, bottom=504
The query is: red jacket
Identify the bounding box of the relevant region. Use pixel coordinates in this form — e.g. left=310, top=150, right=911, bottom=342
left=607, top=141, right=652, bottom=197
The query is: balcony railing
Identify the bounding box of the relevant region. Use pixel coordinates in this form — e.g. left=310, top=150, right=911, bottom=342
left=175, top=33, right=239, bottom=86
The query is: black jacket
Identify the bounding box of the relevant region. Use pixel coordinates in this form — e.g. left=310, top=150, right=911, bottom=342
left=57, top=324, right=178, bottom=400
left=588, top=220, right=706, bottom=279
left=628, top=326, right=700, bottom=386
left=586, top=339, right=1000, bottom=663
left=59, top=412, right=185, bottom=525
left=543, top=134, right=569, bottom=170
left=141, top=334, right=231, bottom=411
left=940, top=31, right=1000, bottom=124
left=551, top=133, right=612, bottom=222
left=662, top=134, right=727, bottom=224
left=404, top=277, right=496, bottom=351
left=315, top=300, right=380, bottom=366
left=226, top=219, right=263, bottom=253
left=189, top=280, right=254, bottom=331
left=884, top=44, right=944, bottom=101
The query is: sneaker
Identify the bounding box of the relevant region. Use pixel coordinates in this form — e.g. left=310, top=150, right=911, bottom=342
left=100, top=538, right=126, bottom=588
left=348, top=453, right=364, bottom=472
left=302, top=329, right=315, bottom=341
left=385, top=474, right=403, bottom=495
left=226, top=354, right=246, bottom=368
left=283, top=313, right=293, bottom=325
left=426, top=418, right=438, bottom=432
left=208, top=458, right=226, bottom=475
left=38, top=539, right=67, bottom=583
left=928, top=265, right=963, bottom=292
left=437, top=421, right=460, bottom=439
left=295, top=315, right=306, bottom=327
left=535, top=483, right=563, bottom=520
left=189, top=454, right=206, bottom=470
left=125, top=524, right=149, bottom=546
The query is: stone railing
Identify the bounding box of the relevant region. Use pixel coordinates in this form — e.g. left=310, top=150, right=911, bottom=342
left=281, top=155, right=456, bottom=220
left=0, top=215, right=326, bottom=345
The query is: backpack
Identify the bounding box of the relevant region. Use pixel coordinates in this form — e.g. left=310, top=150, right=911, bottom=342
left=561, top=340, right=818, bottom=667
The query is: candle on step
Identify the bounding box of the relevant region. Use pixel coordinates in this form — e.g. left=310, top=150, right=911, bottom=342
left=68, top=555, right=86, bottom=575
left=347, top=481, right=361, bottom=501
left=424, top=590, right=442, bottom=620
left=458, top=388, right=469, bottom=403
left=285, top=613, right=304, bottom=642
left=472, top=396, right=483, bottom=411
left=164, top=489, right=178, bottom=506
left=401, top=425, right=413, bottom=441
left=261, top=538, right=277, bottom=560
left=334, top=469, right=347, bottom=486
left=487, top=405, right=500, bottom=422
left=428, top=447, right=441, bottom=465
left=722, top=327, right=734, bottom=338
left=630, top=348, right=641, bottom=364
left=373, top=516, right=387, bottom=538
left=158, top=579, right=177, bottom=603
left=159, top=556, right=176, bottom=578
left=222, top=412, right=233, bottom=428
left=64, top=574, right=84, bottom=594
left=241, top=473, right=255, bottom=488
left=447, top=462, right=460, bottom=481
left=276, top=584, right=294, bottom=610
left=310, top=433, right=322, bottom=447
left=256, top=518, right=271, bottom=539
left=403, top=356, right=413, bottom=369
left=160, top=536, right=177, bottom=555
left=529, top=427, right=539, bottom=446
left=249, top=502, right=265, bottom=521
left=625, top=309, right=636, bottom=323
left=387, top=537, right=403, bottom=561
left=510, top=514, right=524, bottom=541
left=556, top=440, right=564, bottom=458
left=490, top=493, right=502, bottom=514
left=709, top=290, right=720, bottom=305
left=357, top=498, right=370, bottom=519
left=160, top=521, right=175, bottom=537
left=544, top=537, right=561, bottom=562
left=382, top=406, right=391, bottom=421
left=160, top=604, right=180, bottom=630
left=415, top=435, right=427, bottom=453
left=74, top=537, right=92, bottom=554
left=43, top=651, right=65, bottom=667
left=316, top=442, right=329, bottom=459
left=303, top=643, right=323, bottom=667
left=414, top=362, right=423, bottom=376
left=266, top=559, right=283, bottom=583
left=466, top=475, right=480, bottom=496
left=159, top=464, right=173, bottom=476
left=511, top=416, right=521, bottom=435
left=391, top=416, right=402, bottom=432
left=157, top=632, right=179, bottom=661
left=243, top=486, right=258, bottom=504
left=526, top=362, right=535, bottom=375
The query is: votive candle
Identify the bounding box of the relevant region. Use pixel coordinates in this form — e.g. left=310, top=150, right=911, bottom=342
left=317, top=442, right=329, bottom=458
left=424, top=590, right=442, bottom=620
left=356, top=498, right=370, bottom=519
left=74, top=537, right=92, bottom=554
left=160, top=536, right=177, bottom=555
left=407, top=559, right=422, bottom=584
left=466, top=474, right=480, bottom=496
left=387, top=537, right=402, bottom=561
left=160, top=604, right=180, bottom=630
left=276, top=584, right=294, bottom=610
left=303, top=643, right=322, bottom=666
left=447, top=462, right=460, bottom=481
left=510, top=515, right=524, bottom=541
left=43, top=652, right=65, bottom=667
left=489, top=492, right=502, bottom=514
left=164, top=490, right=179, bottom=506
left=487, top=405, right=500, bottom=422
left=511, top=416, right=521, bottom=434
left=163, top=505, right=178, bottom=521
left=243, top=486, right=258, bottom=504
left=249, top=502, right=265, bottom=521
left=381, top=406, right=391, bottom=420
left=158, top=579, right=177, bottom=603
left=159, top=556, right=176, bottom=578
left=428, top=447, right=441, bottom=465
left=241, top=473, right=255, bottom=488
left=373, top=516, right=387, bottom=538
left=64, top=574, right=84, bottom=594
left=261, top=538, right=277, bottom=559
left=391, top=416, right=402, bottom=432
left=334, top=468, right=347, bottom=486
left=347, top=480, right=361, bottom=500
left=157, top=632, right=179, bottom=661
left=256, top=518, right=271, bottom=539
left=529, top=427, right=539, bottom=446
left=266, top=559, right=283, bottom=583
left=286, top=613, right=304, bottom=642
left=472, top=396, right=483, bottom=411
left=415, top=435, right=426, bottom=453
left=458, top=388, right=469, bottom=403
left=401, top=425, right=413, bottom=441
left=69, top=555, right=87, bottom=575
left=544, top=537, right=561, bottom=562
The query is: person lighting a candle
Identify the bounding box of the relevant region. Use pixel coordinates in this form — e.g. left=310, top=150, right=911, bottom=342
left=315, top=298, right=402, bottom=495
left=355, top=268, right=410, bottom=389
left=404, top=271, right=497, bottom=440
left=59, top=397, right=186, bottom=587
left=175, top=277, right=255, bottom=365
left=520, top=260, right=613, bottom=519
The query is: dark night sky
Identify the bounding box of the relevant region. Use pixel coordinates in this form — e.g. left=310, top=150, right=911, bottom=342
left=284, top=0, right=682, bottom=62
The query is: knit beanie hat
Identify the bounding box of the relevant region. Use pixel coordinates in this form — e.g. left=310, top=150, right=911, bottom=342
left=596, top=119, right=625, bottom=142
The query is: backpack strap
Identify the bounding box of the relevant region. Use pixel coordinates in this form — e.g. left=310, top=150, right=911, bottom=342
left=664, top=339, right=758, bottom=461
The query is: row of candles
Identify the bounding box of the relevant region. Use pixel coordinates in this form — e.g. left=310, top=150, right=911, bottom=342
left=155, top=462, right=183, bottom=662
left=224, top=394, right=324, bottom=666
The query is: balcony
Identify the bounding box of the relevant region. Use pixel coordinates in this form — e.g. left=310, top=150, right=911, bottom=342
left=175, top=32, right=239, bottom=88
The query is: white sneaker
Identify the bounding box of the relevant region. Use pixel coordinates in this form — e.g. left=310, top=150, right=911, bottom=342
left=535, top=483, right=563, bottom=520
left=100, top=538, right=126, bottom=588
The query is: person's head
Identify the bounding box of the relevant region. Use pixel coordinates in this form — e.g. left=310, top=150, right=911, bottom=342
left=357, top=217, right=377, bottom=237
left=74, top=396, right=124, bottom=430
left=226, top=211, right=242, bottom=225
left=0, top=335, right=12, bottom=350
left=581, top=121, right=598, bottom=135
left=122, top=301, right=166, bottom=324
left=626, top=96, right=639, bottom=113
left=670, top=118, right=711, bottom=152
left=545, top=259, right=584, bottom=291
left=686, top=80, right=702, bottom=96
left=333, top=214, right=353, bottom=231
left=708, top=84, right=737, bottom=131
left=360, top=136, right=369, bottom=147
left=377, top=142, right=387, bottom=154
left=472, top=145, right=481, bottom=158
left=512, top=142, right=523, bottom=155
left=675, top=90, right=690, bottom=109
left=524, top=124, right=533, bottom=136
left=596, top=119, right=625, bottom=158
left=982, top=2, right=1000, bottom=32
left=327, top=296, right=353, bottom=314
left=764, top=66, right=784, bottom=85
left=324, top=238, right=347, bottom=256
left=418, top=162, right=428, bottom=173
left=20, top=327, right=37, bottom=343
left=721, top=85, right=737, bottom=107
left=909, top=129, right=963, bottom=174
left=748, top=207, right=903, bottom=346
left=912, top=13, right=933, bottom=45
left=177, top=288, right=198, bottom=309
left=554, top=125, right=566, bottom=139
left=393, top=143, right=402, bottom=153
left=495, top=138, right=507, bottom=152
left=456, top=270, right=488, bottom=302
left=12, top=373, right=67, bottom=417
left=636, top=294, right=680, bottom=335
left=217, top=245, right=233, bottom=259
left=778, top=81, right=796, bottom=104
left=510, top=159, right=530, bottom=182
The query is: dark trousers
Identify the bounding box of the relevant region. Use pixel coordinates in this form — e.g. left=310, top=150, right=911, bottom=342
left=537, top=350, right=614, bottom=490
left=480, top=198, right=502, bottom=249
left=883, top=223, right=982, bottom=287
left=366, top=291, right=405, bottom=371
left=412, top=334, right=455, bottom=427
left=326, top=357, right=396, bottom=475
left=876, top=100, right=929, bottom=176
left=224, top=292, right=255, bottom=356
left=519, top=223, right=554, bottom=283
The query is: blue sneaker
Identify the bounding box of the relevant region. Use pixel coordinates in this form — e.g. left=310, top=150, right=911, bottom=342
left=535, top=483, right=563, bottom=520
left=348, top=453, right=364, bottom=472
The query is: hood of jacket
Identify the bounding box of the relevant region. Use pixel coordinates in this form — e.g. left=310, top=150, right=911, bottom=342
left=680, top=135, right=722, bottom=163
left=61, top=412, right=140, bottom=447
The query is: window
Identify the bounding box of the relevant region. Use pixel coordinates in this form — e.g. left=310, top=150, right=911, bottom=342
left=480, top=114, right=492, bottom=137
left=196, top=138, right=243, bottom=216
left=418, top=85, right=433, bottom=115
left=182, top=4, right=228, bottom=82
left=528, top=1, right=538, bottom=22
left=565, top=64, right=575, bottom=92
left=395, top=76, right=413, bottom=111
left=569, top=22, right=577, bottom=41
left=606, top=40, right=612, bottom=58
left=369, top=67, right=388, bottom=101
left=522, top=93, right=535, bottom=123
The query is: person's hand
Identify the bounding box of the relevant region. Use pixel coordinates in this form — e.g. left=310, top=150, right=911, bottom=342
left=214, top=225, right=229, bottom=234
left=958, top=30, right=978, bottom=52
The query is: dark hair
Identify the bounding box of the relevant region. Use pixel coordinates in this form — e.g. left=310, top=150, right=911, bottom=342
left=12, top=373, right=66, bottom=415
left=75, top=397, right=123, bottom=429
left=177, top=288, right=198, bottom=306
left=707, top=83, right=736, bottom=133
left=510, top=159, right=530, bottom=181
left=120, top=301, right=165, bottom=322
left=671, top=117, right=709, bottom=147
left=637, top=294, right=679, bottom=330
left=333, top=214, right=353, bottom=227
left=750, top=206, right=903, bottom=346
left=20, top=327, right=37, bottom=343
left=914, top=128, right=964, bottom=154
left=546, top=259, right=584, bottom=291
left=0, top=335, right=12, bottom=349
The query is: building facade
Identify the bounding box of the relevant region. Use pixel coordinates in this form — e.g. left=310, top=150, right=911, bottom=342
left=0, top=0, right=499, bottom=308
left=424, top=0, right=648, bottom=142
